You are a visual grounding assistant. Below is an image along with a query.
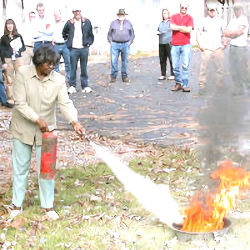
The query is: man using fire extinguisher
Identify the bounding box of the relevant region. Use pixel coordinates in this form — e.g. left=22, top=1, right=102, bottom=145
left=8, top=45, right=84, bottom=221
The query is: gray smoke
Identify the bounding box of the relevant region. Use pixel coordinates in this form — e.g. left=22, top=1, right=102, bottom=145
left=198, top=46, right=250, bottom=170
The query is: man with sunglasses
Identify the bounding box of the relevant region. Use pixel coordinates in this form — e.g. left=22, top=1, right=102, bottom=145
left=63, top=4, right=94, bottom=94
left=170, top=1, right=194, bottom=92
left=196, top=1, right=226, bottom=90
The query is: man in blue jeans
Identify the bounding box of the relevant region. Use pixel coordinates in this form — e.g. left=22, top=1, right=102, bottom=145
left=0, top=45, right=14, bottom=108
left=52, top=10, right=71, bottom=83
left=170, top=1, right=194, bottom=92
left=107, top=9, right=135, bottom=83
left=63, top=4, right=94, bottom=94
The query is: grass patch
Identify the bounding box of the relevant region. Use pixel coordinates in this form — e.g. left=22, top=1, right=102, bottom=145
left=1, top=146, right=249, bottom=249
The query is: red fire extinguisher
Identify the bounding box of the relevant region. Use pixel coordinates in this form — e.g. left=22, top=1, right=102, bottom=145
left=40, top=131, right=57, bottom=180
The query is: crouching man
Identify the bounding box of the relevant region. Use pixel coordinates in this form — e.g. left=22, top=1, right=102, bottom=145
left=8, top=45, right=84, bottom=220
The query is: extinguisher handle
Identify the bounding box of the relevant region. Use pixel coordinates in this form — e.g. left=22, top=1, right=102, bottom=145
left=47, top=126, right=91, bottom=143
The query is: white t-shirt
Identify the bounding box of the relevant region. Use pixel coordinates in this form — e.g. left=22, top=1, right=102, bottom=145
left=21, top=21, right=35, bottom=46
left=52, top=21, right=66, bottom=44
left=72, top=20, right=83, bottom=49
left=198, top=16, right=226, bottom=51
left=227, top=15, right=249, bottom=47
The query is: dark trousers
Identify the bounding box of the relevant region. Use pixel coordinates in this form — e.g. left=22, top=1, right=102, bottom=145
left=159, top=43, right=174, bottom=76
left=229, top=45, right=250, bottom=95
left=69, top=47, right=89, bottom=89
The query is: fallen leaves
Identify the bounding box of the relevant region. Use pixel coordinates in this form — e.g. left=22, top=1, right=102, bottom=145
left=8, top=218, right=26, bottom=229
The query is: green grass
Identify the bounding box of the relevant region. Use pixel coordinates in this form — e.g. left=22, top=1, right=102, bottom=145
left=1, top=146, right=250, bottom=249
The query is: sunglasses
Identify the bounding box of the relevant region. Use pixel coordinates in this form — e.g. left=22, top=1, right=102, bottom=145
left=44, top=62, right=55, bottom=69
left=181, top=6, right=188, bottom=10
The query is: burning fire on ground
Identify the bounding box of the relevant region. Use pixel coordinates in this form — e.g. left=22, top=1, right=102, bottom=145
left=181, top=160, right=250, bottom=232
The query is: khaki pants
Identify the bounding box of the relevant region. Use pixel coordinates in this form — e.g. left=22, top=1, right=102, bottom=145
left=199, top=48, right=224, bottom=88
left=22, top=46, right=34, bottom=66
left=4, top=57, right=24, bottom=103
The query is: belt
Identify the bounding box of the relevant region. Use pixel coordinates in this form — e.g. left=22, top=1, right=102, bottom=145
left=113, top=41, right=129, bottom=44
left=54, top=42, right=65, bottom=45
left=35, top=41, right=51, bottom=44
left=230, top=44, right=246, bottom=48
left=26, top=45, right=33, bottom=48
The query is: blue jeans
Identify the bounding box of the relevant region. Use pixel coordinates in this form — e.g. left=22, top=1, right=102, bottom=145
left=69, top=47, right=89, bottom=89
left=12, top=138, right=54, bottom=208
left=111, top=42, right=130, bottom=78
left=0, top=69, right=7, bottom=105
left=33, top=41, right=52, bottom=53
left=171, top=44, right=192, bottom=87
left=54, top=43, right=71, bottom=81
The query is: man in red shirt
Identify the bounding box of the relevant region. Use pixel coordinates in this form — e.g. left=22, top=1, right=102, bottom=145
left=170, top=1, right=194, bottom=92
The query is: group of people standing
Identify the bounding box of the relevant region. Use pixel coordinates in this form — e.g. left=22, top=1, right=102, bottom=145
left=157, top=1, right=249, bottom=94
left=197, top=1, right=249, bottom=95
left=0, top=2, right=95, bottom=110
left=157, top=1, right=194, bottom=92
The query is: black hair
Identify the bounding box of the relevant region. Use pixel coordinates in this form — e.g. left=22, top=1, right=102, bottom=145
left=32, top=45, right=59, bottom=66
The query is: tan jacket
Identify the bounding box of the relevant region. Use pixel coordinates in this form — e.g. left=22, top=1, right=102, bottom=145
left=11, top=64, right=78, bottom=146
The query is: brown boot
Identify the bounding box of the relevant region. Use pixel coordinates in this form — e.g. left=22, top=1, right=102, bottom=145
left=171, top=83, right=182, bottom=91
left=122, top=77, right=130, bottom=83
left=110, top=77, right=116, bottom=83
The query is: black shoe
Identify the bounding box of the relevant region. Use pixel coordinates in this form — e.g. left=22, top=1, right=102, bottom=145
left=182, top=87, right=190, bottom=92
left=3, top=102, right=14, bottom=108
left=122, top=77, right=130, bottom=83
left=110, top=77, right=116, bottom=83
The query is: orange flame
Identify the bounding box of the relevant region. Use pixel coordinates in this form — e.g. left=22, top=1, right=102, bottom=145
left=181, top=160, right=250, bottom=232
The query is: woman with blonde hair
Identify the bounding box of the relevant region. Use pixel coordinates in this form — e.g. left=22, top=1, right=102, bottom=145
left=1, top=19, right=25, bottom=104
left=157, top=8, right=174, bottom=80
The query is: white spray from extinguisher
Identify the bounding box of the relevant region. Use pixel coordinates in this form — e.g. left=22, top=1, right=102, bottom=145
left=88, top=139, right=184, bottom=227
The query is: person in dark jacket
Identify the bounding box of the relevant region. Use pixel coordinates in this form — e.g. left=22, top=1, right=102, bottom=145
left=62, top=5, right=94, bottom=94
left=1, top=19, right=25, bottom=104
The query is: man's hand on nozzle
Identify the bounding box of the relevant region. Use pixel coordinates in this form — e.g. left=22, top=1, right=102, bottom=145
left=72, top=121, right=85, bottom=137
left=36, top=118, right=49, bottom=133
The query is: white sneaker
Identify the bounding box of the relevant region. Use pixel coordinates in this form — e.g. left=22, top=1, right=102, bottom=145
left=168, top=75, right=175, bottom=80
left=158, top=76, right=166, bottom=80
left=46, top=210, right=59, bottom=220
left=68, top=86, right=77, bottom=94
left=4, top=204, right=22, bottom=222
left=9, top=209, right=22, bottom=220
left=82, top=87, right=92, bottom=93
